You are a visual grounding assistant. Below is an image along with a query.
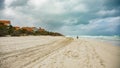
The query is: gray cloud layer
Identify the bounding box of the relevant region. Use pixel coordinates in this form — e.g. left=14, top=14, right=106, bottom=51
left=0, top=0, right=120, bottom=36
left=0, top=0, right=5, bottom=10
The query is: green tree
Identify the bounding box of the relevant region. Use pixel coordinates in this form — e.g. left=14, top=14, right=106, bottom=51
left=8, top=25, right=15, bottom=35
left=11, top=29, right=22, bottom=36
left=0, top=22, right=9, bottom=36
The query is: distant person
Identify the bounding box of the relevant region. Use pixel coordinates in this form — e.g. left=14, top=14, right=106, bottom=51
left=77, top=36, right=79, bottom=39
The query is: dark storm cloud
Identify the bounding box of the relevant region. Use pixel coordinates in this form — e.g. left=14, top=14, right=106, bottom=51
left=104, top=0, right=120, bottom=9
left=101, top=0, right=120, bottom=17
left=10, top=0, right=29, bottom=7
left=0, top=0, right=5, bottom=10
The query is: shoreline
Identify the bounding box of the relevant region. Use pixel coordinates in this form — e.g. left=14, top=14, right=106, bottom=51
left=70, top=36, right=120, bottom=46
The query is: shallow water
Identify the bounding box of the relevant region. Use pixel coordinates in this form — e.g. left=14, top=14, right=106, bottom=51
left=67, top=35, right=120, bottom=46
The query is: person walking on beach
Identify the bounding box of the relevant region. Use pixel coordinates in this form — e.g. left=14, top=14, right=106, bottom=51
left=77, top=36, right=79, bottom=39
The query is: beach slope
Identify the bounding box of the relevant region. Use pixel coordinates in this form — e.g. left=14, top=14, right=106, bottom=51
left=0, top=36, right=119, bottom=68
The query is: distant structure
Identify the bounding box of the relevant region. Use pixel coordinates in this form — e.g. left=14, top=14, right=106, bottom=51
left=22, top=27, right=35, bottom=32
left=0, top=20, right=63, bottom=36
left=21, top=27, right=40, bottom=32
left=13, top=26, right=20, bottom=30
left=38, top=27, right=45, bottom=32
left=0, top=20, right=11, bottom=26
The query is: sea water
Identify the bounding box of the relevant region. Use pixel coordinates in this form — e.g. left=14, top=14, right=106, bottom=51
left=67, top=35, right=120, bottom=46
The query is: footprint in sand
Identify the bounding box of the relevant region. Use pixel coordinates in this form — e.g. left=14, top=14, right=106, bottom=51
left=63, top=50, right=80, bottom=59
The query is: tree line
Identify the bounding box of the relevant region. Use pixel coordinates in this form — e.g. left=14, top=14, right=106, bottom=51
left=0, top=22, right=63, bottom=37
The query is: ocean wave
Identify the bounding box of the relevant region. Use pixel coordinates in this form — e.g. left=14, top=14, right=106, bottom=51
left=67, top=35, right=120, bottom=46
left=81, top=35, right=120, bottom=41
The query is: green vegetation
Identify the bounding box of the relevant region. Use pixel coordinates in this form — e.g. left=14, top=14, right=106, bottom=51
left=34, top=31, right=63, bottom=36
left=0, top=22, right=63, bottom=37
left=0, top=23, right=9, bottom=36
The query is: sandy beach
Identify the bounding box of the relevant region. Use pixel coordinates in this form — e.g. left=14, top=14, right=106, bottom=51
left=0, top=36, right=120, bottom=68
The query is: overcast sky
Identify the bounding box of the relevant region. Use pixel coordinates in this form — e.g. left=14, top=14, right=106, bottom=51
left=0, top=0, right=120, bottom=36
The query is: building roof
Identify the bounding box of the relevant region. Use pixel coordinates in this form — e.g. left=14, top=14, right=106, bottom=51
left=22, top=27, right=35, bottom=31
left=0, top=20, right=11, bottom=25
left=13, top=26, right=20, bottom=30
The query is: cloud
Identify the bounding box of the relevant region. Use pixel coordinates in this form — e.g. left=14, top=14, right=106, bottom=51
left=63, top=18, right=78, bottom=25
left=97, top=9, right=119, bottom=16
left=2, top=6, right=38, bottom=27
left=10, top=0, right=28, bottom=7
left=73, top=4, right=88, bottom=12
left=0, top=0, right=5, bottom=10
left=79, top=16, right=120, bottom=35
left=104, top=0, right=120, bottom=9
left=0, top=0, right=120, bottom=35
left=59, top=16, right=120, bottom=35
left=96, top=9, right=120, bottom=16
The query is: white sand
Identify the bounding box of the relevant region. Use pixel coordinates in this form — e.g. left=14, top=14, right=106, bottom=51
left=0, top=36, right=65, bottom=53
left=0, top=36, right=120, bottom=68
